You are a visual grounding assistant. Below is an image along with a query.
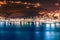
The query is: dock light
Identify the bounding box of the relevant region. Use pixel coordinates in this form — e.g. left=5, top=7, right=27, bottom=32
left=36, top=22, right=39, bottom=27
left=15, top=1, right=22, bottom=4
left=24, top=2, right=27, bottom=5
left=0, top=22, right=4, bottom=27
left=56, top=23, right=60, bottom=26
left=21, top=21, right=24, bottom=26
left=51, top=23, right=55, bottom=28
left=55, top=3, right=59, bottom=6
left=46, top=23, right=50, bottom=28
left=56, top=23, right=60, bottom=27
left=34, top=3, right=41, bottom=8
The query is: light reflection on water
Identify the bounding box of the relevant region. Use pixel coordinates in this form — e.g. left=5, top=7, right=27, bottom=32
left=44, top=31, right=60, bottom=40
left=0, top=22, right=60, bottom=40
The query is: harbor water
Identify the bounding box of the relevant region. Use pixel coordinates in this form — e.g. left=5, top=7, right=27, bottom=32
left=0, top=21, right=60, bottom=40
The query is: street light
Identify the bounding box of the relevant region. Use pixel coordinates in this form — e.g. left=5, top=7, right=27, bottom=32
left=26, top=6, right=30, bottom=8
left=34, top=3, right=41, bottom=8
left=55, top=3, right=59, bottom=6
left=23, top=2, right=27, bottom=5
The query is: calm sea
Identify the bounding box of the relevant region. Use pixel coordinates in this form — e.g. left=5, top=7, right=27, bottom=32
left=0, top=21, right=60, bottom=40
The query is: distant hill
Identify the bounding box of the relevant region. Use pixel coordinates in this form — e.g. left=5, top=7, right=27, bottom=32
left=0, top=3, right=48, bottom=18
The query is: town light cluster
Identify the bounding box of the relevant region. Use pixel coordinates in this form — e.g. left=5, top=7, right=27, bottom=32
left=0, top=10, right=60, bottom=23
left=0, top=1, right=41, bottom=8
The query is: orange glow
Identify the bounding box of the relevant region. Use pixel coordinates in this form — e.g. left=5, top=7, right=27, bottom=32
left=26, top=6, right=30, bottom=8
left=34, top=3, right=41, bottom=7
left=0, top=1, right=7, bottom=4
left=39, top=11, right=45, bottom=14
left=15, top=1, right=22, bottom=4
left=55, top=3, right=59, bottom=6
left=24, top=2, right=27, bottom=4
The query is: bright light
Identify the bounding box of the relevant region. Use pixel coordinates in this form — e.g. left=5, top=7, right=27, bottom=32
left=46, top=24, right=50, bottom=28
left=15, top=1, right=22, bottom=4
left=23, top=2, right=27, bottom=4
left=55, top=3, right=59, bottom=6
left=24, top=22, right=28, bottom=25
left=56, top=23, right=60, bottom=26
left=56, top=23, right=60, bottom=27
left=11, top=1, right=14, bottom=3
left=34, top=3, right=41, bottom=7
left=16, top=22, right=20, bottom=26
left=6, top=22, right=10, bottom=27
left=54, top=13, right=59, bottom=17
left=21, top=18, right=24, bottom=21
left=36, top=22, right=39, bottom=27
left=6, top=22, right=8, bottom=26
left=21, top=21, right=24, bottom=26
left=0, top=22, right=4, bottom=27
left=24, top=22, right=26, bottom=24
left=51, top=23, right=55, bottom=28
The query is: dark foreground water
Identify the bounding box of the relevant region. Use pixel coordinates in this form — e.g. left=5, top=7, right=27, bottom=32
left=0, top=21, right=60, bottom=40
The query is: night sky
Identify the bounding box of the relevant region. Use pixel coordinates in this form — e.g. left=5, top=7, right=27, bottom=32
left=0, top=0, right=60, bottom=18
